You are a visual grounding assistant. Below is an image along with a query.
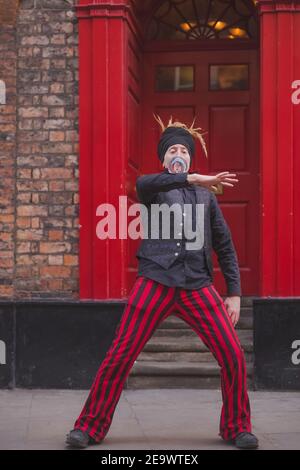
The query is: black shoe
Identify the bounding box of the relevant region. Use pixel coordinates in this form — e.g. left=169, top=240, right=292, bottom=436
left=66, top=429, right=97, bottom=449
left=234, top=432, right=259, bottom=449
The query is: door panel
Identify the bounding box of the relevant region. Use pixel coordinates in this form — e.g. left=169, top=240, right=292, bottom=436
left=141, top=49, right=259, bottom=295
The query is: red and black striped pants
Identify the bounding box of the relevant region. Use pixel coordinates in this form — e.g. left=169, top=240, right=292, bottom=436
left=74, top=275, right=252, bottom=442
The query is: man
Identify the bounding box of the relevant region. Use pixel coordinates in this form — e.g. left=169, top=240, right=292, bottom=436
left=66, top=116, right=258, bottom=450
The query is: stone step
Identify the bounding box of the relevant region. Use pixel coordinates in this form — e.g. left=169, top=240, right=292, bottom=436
left=148, top=331, right=253, bottom=352
left=130, top=360, right=253, bottom=376
left=126, top=375, right=254, bottom=390
left=126, top=361, right=254, bottom=390
left=158, top=308, right=253, bottom=331
left=137, top=350, right=253, bottom=363
left=153, top=322, right=252, bottom=337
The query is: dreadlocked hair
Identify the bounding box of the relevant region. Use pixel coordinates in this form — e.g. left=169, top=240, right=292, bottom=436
left=153, top=113, right=208, bottom=158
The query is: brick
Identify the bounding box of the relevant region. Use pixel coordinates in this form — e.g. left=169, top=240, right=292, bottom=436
left=0, top=257, right=13, bottom=268
left=49, top=130, right=65, bottom=141
left=41, top=95, right=67, bottom=106
left=42, top=0, right=74, bottom=9
left=19, top=119, right=33, bottom=130
left=17, top=156, right=48, bottom=167
left=40, top=241, right=71, bottom=253
left=32, top=193, right=39, bottom=204
left=21, top=36, right=50, bottom=46
left=49, top=58, right=66, bottom=68
left=64, top=181, right=78, bottom=191
left=64, top=254, right=78, bottom=266
left=17, top=255, right=33, bottom=265
left=49, top=107, right=65, bottom=118
left=42, top=142, right=72, bottom=153
left=18, top=107, right=48, bottom=118
left=49, top=279, right=64, bottom=290
left=40, top=266, right=71, bottom=278
left=0, top=0, right=79, bottom=299
left=17, top=242, right=31, bottom=253
left=31, top=217, right=40, bottom=229
left=0, top=286, right=13, bottom=297
left=17, top=168, right=32, bottom=178
left=17, top=193, right=31, bottom=204
left=17, top=229, right=43, bottom=240
left=48, top=255, right=63, bottom=265
left=65, top=130, right=78, bottom=142
left=50, top=34, right=66, bottom=45
left=16, top=217, right=31, bottom=229
left=18, top=131, right=49, bottom=142
left=40, top=168, right=73, bottom=179
left=17, top=205, right=48, bottom=216
left=49, top=230, right=63, bottom=241
left=49, top=180, right=64, bottom=191
left=17, top=180, right=48, bottom=191
left=43, top=119, right=71, bottom=129
left=42, top=46, right=74, bottom=58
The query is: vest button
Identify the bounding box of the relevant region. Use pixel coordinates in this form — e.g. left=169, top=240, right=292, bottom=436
left=177, top=242, right=180, bottom=246
left=174, top=252, right=178, bottom=256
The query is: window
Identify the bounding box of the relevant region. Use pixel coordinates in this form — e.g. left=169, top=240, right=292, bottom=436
left=155, top=65, right=194, bottom=91
left=146, top=0, right=258, bottom=41
left=210, top=64, right=249, bottom=90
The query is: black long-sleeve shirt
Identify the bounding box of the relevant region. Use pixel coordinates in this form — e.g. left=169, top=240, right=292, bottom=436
left=137, top=181, right=213, bottom=289
left=136, top=169, right=241, bottom=296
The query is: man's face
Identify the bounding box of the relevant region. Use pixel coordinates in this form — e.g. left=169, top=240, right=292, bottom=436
left=163, top=144, right=191, bottom=172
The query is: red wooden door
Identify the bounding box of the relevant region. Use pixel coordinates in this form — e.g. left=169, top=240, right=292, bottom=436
left=141, top=49, right=260, bottom=295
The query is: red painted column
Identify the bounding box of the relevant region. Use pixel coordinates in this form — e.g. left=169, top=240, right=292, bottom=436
left=258, top=0, right=300, bottom=296
left=76, top=0, right=135, bottom=299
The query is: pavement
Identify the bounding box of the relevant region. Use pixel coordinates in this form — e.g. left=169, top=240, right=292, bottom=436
left=0, top=388, right=300, bottom=450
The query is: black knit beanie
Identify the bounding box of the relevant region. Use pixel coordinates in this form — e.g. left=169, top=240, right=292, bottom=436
left=157, top=126, right=195, bottom=163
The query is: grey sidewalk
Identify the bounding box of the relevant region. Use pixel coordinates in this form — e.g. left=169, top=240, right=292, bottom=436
left=0, top=388, right=300, bottom=450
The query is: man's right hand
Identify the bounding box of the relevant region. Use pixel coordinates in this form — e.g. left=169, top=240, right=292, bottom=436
left=187, top=172, right=238, bottom=191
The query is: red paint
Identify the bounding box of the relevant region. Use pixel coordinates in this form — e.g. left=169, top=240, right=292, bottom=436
left=141, top=48, right=260, bottom=295
left=76, top=0, right=300, bottom=299
left=258, top=0, right=300, bottom=296
left=76, top=0, right=133, bottom=299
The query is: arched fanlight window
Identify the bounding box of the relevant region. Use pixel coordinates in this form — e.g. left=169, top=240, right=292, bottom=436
left=146, top=0, right=258, bottom=41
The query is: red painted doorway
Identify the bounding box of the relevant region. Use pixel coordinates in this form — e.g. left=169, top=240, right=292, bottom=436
left=140, top=48, right=260, bottom=295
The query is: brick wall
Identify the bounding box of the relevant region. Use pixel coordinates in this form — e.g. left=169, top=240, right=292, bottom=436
left=0, top=0, right=79, bottom=299
left=0, top=22, right=17, bottom=298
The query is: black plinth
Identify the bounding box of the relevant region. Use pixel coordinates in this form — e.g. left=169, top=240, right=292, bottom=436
left=0, top=300, right=126, bottom=389
left=253, top=298, right=300, bottom=390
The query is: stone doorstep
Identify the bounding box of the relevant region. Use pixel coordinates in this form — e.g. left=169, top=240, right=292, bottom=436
left=154, top=319, right=253, bottom=335
left=137, top=350, right=253, bottom=363
left=126, top=375, right=254, bottom=390
left=130, top=360, right=254, bottom=377
left=128, top=359, right=254, bottom=389
left=142, top=333, right=253, bottom=353
left=159, top=307, right=253, bottom=330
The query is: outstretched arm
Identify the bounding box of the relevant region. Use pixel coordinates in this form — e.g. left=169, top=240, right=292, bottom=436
left=136, top=172, right=189, bottom=204
left=136, top=171, right=238, bottom=204
left=187, top=172, right=238, bottom=192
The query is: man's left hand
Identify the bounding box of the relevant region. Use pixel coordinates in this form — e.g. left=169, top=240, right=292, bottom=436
left=224, top=296, right=241, bottom=327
